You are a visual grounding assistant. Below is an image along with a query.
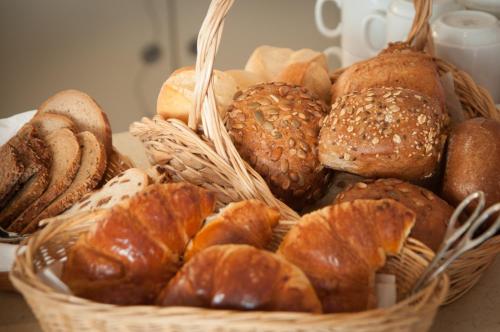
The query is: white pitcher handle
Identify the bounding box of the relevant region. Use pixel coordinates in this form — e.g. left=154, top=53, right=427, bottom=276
left=361, top=11, right=387, bottom=55
left=315, top=0, right=342, bottom=38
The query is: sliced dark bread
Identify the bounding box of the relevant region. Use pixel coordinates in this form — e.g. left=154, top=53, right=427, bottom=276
left=37, top=89, right=112, bottom=157
left=0, top=145, right=24, bottom=208
left=62, top=168, right=149, bottom=216
left=30, top=112, right=77, bottom=137
left=35, top=131, right=107, bottom=226
left=7, top=128, right=81, bottom=233
left=0, top=126, right=52, bottom=227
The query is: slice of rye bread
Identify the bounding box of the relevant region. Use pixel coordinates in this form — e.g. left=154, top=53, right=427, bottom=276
left=62, top=168, right=149, bottom=216
left=0, top=126, right=52, bottom=227
left=33, top=131, right=107, bottom=228
left=0, top=145, right=25, bottom=208
left=7, top=128, right=81, bottom=233
left=30, top=112, right=77, bottom=137
left=37, top=89, right=112, bottom=157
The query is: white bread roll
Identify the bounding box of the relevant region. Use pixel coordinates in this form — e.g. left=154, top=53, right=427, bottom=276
left=156, top=66, right=238, bottom=123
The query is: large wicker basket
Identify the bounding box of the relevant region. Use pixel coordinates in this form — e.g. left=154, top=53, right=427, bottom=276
left=130, top=0, right=500, bottom=305
left=10, top=211, right=447, bottom=332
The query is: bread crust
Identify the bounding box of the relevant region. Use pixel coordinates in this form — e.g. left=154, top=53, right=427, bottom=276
left=443, top=118, right=500, bottom=208
left=226, top=82, right=329, bottom=208
left=184, top=199, right=280, bottom=260
left=335, top=178, right=453, bottom=251
left=319, top=87, right=448, bottom=180
left=157, top=244, right=322, bottom=313
left=331, top=42, right=445, bottom=109
left=278, top=199, right=415, bottom=313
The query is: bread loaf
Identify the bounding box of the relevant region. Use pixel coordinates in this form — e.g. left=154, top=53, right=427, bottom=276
left=0, top=145, right=24, bottom=208
left=319, top=87, right=448, bottom=180
left=7, top=128, right=81, bottom=233
left=278, top=199, right=415, bottom=313
left=443, top=118, right=500, bottom=208
left=61, top=183, right=215, bottom=305
left=157, top=66, right=238, bottom=123
left=32, top=131, right=107, bottom=230
left=37, top=89, right=112, bottom=157
left=30, top=113, right=77, bottom=136
left=226, top=82, right=328, bottom=208
left=157, top=244, right=322, bottom=313
left=225, top=69, right=265, bottom=91
left=335, top=179, right=453, bottom=251
left=184, top=199, right=280, bottom=260
left=331, top=42, right=445, bottom=109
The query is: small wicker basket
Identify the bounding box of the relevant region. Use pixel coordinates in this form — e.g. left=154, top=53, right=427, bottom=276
left=130, top=0, right=500, bottom=304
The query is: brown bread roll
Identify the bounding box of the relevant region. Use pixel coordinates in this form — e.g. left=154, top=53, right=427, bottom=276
left=184, top=199, right=280, bottom=260
left=443, top=118, right=500, bottom=208
left=157, top=244, right=322, bottom=313
left=278, top=199, right=415, bottom=313
left=226, top=82, right=329, bottom=209
left=319, top=87, right=448, bottom=180
left=61, top=183, right=215, bottom=305
left=331, top=42, right=445, bottom=109
left=335, top=178, right=453, bottom=251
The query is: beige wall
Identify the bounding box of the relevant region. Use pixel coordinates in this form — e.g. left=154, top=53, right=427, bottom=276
left=0, top=0, right=340, bottom=132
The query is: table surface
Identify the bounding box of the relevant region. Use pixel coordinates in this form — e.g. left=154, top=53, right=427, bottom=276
left=1, top=132, right=499, bottom=332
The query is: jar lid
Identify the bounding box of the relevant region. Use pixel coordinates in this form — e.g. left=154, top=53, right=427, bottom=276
left=432, top=10, right=500, bottom=47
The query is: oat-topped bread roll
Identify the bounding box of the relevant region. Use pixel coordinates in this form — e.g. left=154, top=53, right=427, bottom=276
left=184, top=199, right=280, bottom=260
left=319, top=87, right=448, bottom=180
left=278, top=199, right=415, bottom=313
left=335, top=179, right=454, bottom=251
left=331, top=42, right=445, bottom=109
left=157, top=244, right=322, bottom=313
left=226, top=82, right=329, bottom=209
left=61, top=183, right=215, bottom=305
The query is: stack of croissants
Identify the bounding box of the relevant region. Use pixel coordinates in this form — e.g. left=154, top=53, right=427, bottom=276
left=61, top=42, right=500, bottom=314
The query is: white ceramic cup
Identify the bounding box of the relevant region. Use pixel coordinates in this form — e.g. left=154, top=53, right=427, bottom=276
left=432, top=10, right=500, bottom=103
left=315, top=0, right=390, bottom=58
left=459, top=0, right=500, bottom=18
left=323, top=46, right=366, bottom=68
left=386, top=0, right=464, bottom=43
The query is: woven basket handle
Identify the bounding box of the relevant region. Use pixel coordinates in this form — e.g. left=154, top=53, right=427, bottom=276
left=406, top=0, right=434, bottom=53
left=188, top=0, right=299, bottom=220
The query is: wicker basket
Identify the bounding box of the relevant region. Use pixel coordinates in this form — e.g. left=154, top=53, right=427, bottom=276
left=130, top=0, right=500, bottom=305
left=10, top=210, right=448, bottom=332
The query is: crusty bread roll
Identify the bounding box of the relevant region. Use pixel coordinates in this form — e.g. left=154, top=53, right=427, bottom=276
left=278, top=199, right=415, bottom=313
left=226, top=82, right=329, bottom=209
left=319, top=87, right=449, bottom=180
left=443, top=118, right=500, bottom=208
left=224, top=69, right=265, bottom=92
left=61, top=183, right=215, bottom=305
left=184, top=199, right=280, bottom=260
left=245, top=45, right=331, bottom=103
left=156, top=66, right=238, bottom=123
left=335, top=179, right=453, bottom=251
left=331, top=42, right=445, bottom=108
left=157, top=244, right=322, bottom=313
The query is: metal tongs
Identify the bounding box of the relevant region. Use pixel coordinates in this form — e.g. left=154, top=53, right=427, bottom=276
left=413, top=191, right=500, bottom=293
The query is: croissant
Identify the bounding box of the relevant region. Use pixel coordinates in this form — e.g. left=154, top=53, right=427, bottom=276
left=278, top=199, right=415, bottom=313
left=157, top=244, right=322, bottom=313
left=61, top=183, right=215, bottom=305
left=184, top=199, right=280, bottom=260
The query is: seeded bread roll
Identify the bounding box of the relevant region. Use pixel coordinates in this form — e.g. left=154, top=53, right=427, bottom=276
left=319, top=87, right=449, bottom=180
left=443, top=118, right=500, bottom=209
left=226, top=82, right=329, bottom=209
left=335, top=178, right=453, bottom=251
left=331, top=42, right=445, bottom=109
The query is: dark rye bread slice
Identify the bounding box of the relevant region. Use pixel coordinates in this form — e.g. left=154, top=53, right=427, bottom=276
left=0, top=145, right=24, bottom=208
left=30, top=112, right=77, bottom=137
left=37, top=89, right=112, bottom=157
left=7, top=128, right=81, bottom=233
left=0, top=126, right=51, bottom=228
left=32, top=131, right=107, bottom=231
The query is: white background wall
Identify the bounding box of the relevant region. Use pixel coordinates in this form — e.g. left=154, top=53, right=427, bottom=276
left=0, top=0, right=340, bottom=132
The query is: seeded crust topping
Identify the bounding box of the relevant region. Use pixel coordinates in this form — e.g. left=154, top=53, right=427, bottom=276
left=319, top=87, right=449, bottom=180
left=225, top=82, right=329, bottom=208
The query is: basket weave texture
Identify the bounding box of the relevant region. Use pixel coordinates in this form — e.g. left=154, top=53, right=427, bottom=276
left=8, top=0, right=497, bottom=330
